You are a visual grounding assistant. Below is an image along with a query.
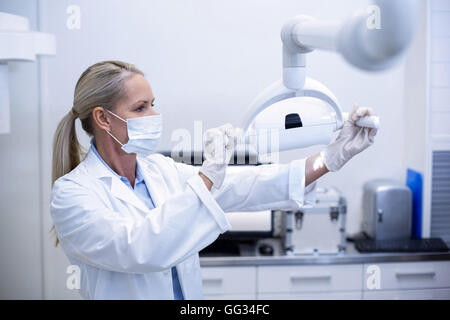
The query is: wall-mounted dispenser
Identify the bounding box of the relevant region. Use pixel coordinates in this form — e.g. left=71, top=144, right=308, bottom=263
left=0, top=11, right=56, bottom=134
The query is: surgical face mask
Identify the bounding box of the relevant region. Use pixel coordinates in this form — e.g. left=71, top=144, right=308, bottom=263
left=105, top=109, right=162, bottom=157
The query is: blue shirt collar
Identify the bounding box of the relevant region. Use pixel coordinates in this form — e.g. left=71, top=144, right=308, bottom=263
left=90, top=138, right=145, bottom=184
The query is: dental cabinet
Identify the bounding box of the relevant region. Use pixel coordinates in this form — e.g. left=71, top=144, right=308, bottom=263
left=200, top=246, right=450, bottom=300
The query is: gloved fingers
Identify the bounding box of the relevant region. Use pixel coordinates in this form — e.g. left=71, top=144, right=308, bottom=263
left=352, top=126, right=377, bottom=150
left=204, top=129, right=222, bottom=152
left=350, top=106, right=372, bottom=122
left=215, top=124, right=242, bottom=149
left=324, top=106, right=378, bottom=172
left=225, top=127, right=243, bottom=149
left=348, top=105, right=359, bottom=123
left=203, top=129, right=225, bottom=160
left=357, top=106, right=372, bottom=116
left=216, top=123, right=234, bottom=136
left=216, top=123, right=242, bottom=139
left=368, top=127, right=378, bottom=142
left=204, top=128, right=222, bottom=143
left=203, top=124, right=241, bottom=164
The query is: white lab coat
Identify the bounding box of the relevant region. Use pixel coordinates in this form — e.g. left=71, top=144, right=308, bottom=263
left=50, top=147, right=316, bottom=299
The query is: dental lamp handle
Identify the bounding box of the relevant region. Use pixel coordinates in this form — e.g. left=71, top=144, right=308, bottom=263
left=342, top=112, right=380, bottom=129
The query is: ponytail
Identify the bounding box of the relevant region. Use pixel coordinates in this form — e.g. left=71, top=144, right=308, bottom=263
left=52, top=110, right=84, bottom=185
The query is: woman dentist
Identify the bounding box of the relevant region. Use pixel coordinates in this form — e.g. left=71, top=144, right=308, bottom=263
left=50, top=61, right=377, bottom=300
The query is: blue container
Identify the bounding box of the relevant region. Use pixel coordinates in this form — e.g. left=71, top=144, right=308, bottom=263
left=406, top=169, right=423, bottom=239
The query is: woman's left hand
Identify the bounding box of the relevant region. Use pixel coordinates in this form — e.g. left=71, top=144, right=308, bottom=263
left=320, top=105, right=378, bottom=172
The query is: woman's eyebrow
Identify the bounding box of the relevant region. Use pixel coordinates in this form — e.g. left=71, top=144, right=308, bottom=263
left=130, top=97, right=155, bottom=108
left=131, top=99, right=149, bottom=106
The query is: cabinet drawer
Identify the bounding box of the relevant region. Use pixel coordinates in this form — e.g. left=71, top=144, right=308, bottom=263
left=258, top=291, right=362, bottom=300
left=204, top=293, right=256, bottom=300
left=258, top=265, right=363, bottom=293
left=363, top=288, right=450, bottom=300
left=201, top=266, right=256, bottom=295
left=363, top=261, right=450, bottom=291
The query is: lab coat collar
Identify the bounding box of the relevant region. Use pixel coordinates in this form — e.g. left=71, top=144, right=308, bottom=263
left=83, top=147, right=151, bottom=213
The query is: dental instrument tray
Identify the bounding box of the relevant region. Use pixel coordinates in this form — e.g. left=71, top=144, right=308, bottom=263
left=280, top=187, right=347, bottom=255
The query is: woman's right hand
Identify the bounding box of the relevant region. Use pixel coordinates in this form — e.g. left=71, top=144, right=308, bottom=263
left=199, top=123, right=242, bottom=190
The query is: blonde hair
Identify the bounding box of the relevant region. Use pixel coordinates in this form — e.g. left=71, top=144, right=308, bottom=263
left=51, top=61, right=144, bottom=246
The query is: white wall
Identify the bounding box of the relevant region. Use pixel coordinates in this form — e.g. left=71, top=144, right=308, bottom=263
left=404, top=0, right=428, bottom=173
left=424, top=0, right=450, bottom=239
left=429, top=1, right=450, bottom=135
left=0, top=0, right=427, bottom=299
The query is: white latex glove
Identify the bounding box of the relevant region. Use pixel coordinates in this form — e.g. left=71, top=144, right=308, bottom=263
left=199, top=123, right=242, bottom=189
left=321, top=105, right=378, bottom=172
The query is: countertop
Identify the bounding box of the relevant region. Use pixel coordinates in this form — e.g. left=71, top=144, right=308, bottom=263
left=199, top=242, right=450, bottom=267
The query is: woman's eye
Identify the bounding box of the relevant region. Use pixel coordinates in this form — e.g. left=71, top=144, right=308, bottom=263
left=135, top=105, right=145, bottom=112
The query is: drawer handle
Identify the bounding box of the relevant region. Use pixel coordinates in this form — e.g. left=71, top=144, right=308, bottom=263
left=290, top=273, right=331, bottom=281
left=202, top=278, right=223, bottom=285
left=395, top=270, right=436, bottom=278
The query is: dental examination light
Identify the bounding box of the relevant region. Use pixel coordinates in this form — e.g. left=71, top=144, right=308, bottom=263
left=240, top=0, right=420, bottom=154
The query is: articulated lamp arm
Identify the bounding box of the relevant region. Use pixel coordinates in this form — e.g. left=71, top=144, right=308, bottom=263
left=282, top=0, right=421, bottom=76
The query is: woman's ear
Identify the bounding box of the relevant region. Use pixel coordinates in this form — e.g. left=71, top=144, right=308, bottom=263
left=92, top=107, right=111, bottom=131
